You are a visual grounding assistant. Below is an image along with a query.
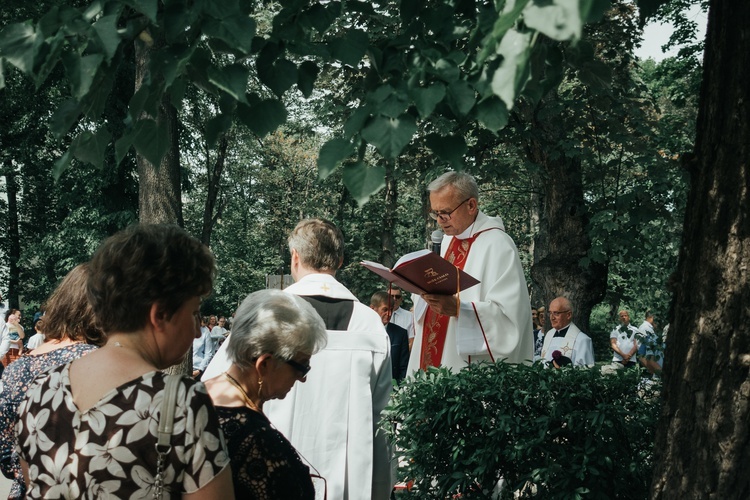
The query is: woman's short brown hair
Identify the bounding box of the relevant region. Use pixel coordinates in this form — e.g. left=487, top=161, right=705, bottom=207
left=87, top=224, right=215, bottom=334
left=43, top=263, right=105, bottom=346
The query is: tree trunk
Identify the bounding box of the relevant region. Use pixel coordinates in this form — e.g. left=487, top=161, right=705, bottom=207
left=380, top=161, right=397, bottom=268
left=651, top=2, right=750, bottom=498
left=200, top=135, right=228, bottom=246
left=3, top=160, right=21, bottom=309
left=134, top=38, right=183, bottom=227
left=529, top=148, right=607, bottom=334
left=134, top=36, right=188, bottom=375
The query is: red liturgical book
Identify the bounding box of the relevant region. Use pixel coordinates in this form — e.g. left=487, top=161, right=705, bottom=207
left=361, top=249, right=480, bottom=295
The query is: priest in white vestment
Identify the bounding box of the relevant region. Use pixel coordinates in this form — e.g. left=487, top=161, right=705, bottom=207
left=408, top=172, right=534, bottom=374
left=540, top=296, right=595, bottom=367
left=203, top=219, right=394, bottom=500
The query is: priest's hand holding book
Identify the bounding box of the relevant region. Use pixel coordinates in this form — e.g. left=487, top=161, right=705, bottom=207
left=361, top=249, right=479, bottom=316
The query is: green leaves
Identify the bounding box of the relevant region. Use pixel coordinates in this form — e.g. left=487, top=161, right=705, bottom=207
left=237, top=99, right=288, bottom=137
left=360, top=114, right=417, bottom=159
left=425, top=134, right=467, bottom=168
left=524, top=0, right=582, bottom=41
left=491, top=28, right=533, bottom=111
left=208, top=64, right=250, bottom=104
left=317, top=138, right=355, bottom=180
left=328, top=29, right=369, bottom=67
left=342, top=162, right=386, bottom=205
left=0, top=23, right=38, bottom=75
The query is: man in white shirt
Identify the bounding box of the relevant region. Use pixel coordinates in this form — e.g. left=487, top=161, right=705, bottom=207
left=204, top=219, right=394, bottom=500
left=610, top=310, right=640, bottom=368
left=408, top=172, right=533, bottom=373
left=540, top=297, right=595, bottom=367
left=637, top=312, right=662, bottom=374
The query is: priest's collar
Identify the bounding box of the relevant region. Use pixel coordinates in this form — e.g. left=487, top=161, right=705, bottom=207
left=553, top=326, right=571, bottom=338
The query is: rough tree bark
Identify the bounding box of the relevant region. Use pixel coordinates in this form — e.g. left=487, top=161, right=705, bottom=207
left=651, top=1, right=750, bottom=498
left=527, top=138, right=607, bottom=335
left=134, top=40, right=183, bottom=227
left=134, top=36, right=189, bottom=376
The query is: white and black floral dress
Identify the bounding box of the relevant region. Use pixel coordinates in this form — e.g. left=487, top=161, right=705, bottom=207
left=15, top=364, right=230, bottom=499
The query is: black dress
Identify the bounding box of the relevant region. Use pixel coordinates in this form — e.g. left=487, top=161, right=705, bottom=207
left=216, top=406, right=316, bottom=499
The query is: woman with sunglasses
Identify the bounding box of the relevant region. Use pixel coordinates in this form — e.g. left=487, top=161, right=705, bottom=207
left=205, top=289, right=327, bottom=499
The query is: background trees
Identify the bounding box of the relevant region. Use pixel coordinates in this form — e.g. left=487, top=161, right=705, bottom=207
left=4, top=0, right=748, bottom=495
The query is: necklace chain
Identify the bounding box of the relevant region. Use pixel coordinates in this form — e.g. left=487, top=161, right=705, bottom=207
left=224, top=372, right=262, bottom=413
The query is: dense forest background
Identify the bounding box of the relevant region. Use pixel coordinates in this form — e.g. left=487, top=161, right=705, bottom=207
left=0, top=1, right=701, bottom=361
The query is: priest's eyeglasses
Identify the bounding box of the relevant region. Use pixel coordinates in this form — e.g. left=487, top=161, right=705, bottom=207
left=286, top=359, right=312, bottom=377
left=429, top=198, right=471, bottom=221
left=548, top=310, right=571, bottom=317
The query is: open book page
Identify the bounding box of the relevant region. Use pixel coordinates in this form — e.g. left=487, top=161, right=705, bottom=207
left=361, top=250, right=479, bottom=295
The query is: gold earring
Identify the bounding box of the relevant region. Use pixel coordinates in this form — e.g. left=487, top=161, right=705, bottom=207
left=258, top=377, right=264, bottom=400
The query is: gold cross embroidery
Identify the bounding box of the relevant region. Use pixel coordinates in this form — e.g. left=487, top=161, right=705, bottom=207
left=320, top=283, right=330, bottom=292
left=560, top=345, right=573, bottom=355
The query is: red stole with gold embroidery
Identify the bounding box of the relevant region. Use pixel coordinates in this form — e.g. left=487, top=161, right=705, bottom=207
left=419, top=234, right=478, bottom=370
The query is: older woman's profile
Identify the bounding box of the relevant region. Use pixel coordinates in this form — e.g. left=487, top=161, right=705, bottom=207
left=205, top=289, right=327, bottom=499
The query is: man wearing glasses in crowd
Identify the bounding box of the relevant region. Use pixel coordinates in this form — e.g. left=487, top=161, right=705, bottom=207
left=388, top=287, right=415, bottom=350
left=408, top=171, right=533, bottom=373
left=540, top=296, right=595, bottom=367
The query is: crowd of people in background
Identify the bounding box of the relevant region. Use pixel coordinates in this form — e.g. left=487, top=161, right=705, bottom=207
left=0, top=171, right=670, bottom=499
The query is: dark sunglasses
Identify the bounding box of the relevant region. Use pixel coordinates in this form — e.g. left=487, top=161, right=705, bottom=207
left=286, top=358, right=312, bottom=376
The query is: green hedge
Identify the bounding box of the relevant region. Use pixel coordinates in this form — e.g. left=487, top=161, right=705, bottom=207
left=385, top=363, right=660, bottom=499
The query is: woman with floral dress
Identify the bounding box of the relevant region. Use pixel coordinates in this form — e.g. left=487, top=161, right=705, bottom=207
left=205, top=289, right=327, bottom=499
left=0, top=263, right=104, bottom=499
left=15, top=224, right=234, bottom=499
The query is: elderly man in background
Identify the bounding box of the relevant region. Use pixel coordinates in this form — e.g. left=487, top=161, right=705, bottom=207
left=409, top=172, right=533, bottom=373
left=540, top=297, right=595, bottom=367
left=204, top=218, right=394, bottom=500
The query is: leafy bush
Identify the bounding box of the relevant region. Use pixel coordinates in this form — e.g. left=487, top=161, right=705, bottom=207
left=385, top=362, right=659, bottom=499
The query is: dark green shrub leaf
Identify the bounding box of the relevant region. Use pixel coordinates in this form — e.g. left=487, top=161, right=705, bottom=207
left=317, top=138, right=354, bottom=180
left=342, top=162, right=386, bottom=205
left=360, top=114, right=417, bottom=159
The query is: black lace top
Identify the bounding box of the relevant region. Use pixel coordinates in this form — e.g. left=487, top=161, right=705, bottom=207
left=216, top=406, right=316, bottom=500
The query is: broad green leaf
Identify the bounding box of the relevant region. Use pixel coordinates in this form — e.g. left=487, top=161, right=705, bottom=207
left=198, top=0, right=239, bottom=19
left=124, top=0, right=158, bottom=23
left=258, top=58, right=298, bottom=97
left=477, top=0, right=530, bottom=65
left=343, top=106, right=371, bottom=138
left=361, top=114, right=417, bottom=159
left=202, top=16, right=256, bottom=53
left=476, top=97, right=509, bottom=132
left=0, top=23, right=38, bottom=73
left=580, top=0, right=611, bottom=22
left=433, top=58, right=459, bottom=82
left=132, top=118, right=170, bottom=167
left=317, top=138, right=355, bottom=180
left=80, top=69, right=115, bottom=119
left=578, top=60, right=612, bottom=88
left=236, top=99, right=287, bottom=137
left=52, top=149, right=73, bottom=181
left=523, top=0, right=581, bottom=42
left=410, top=83, right=446, bottom=118
left=425, top=133, right=467, bottom=168
left=164, top=3, right=195, bottom=43
left=205, top=114, right=233, bottom=149
left=62, top=52, right=104, bottom=100
left=491, top=28, right=532, bottom=111
left=93, top=15, right=120, bottom=62
left=115, top=129, right=135, bottom=166
left=50, top=99, right=82, bottom=139
left=71, top=127, right=112, bottom=169
left=157, top=44, right=195, bottom=88
left=208, top=64, right=249, bottom=104
left=329, top=29, right=368, bottom=67
left=447, top=81, right=476, bottom=116
left=342, top=162, right=386, bottom=205
left=35, top=32, right=64, bottom=86
left=304, top=2, right=341, bottom=32
left=297, top=60, right=318, bottom=98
